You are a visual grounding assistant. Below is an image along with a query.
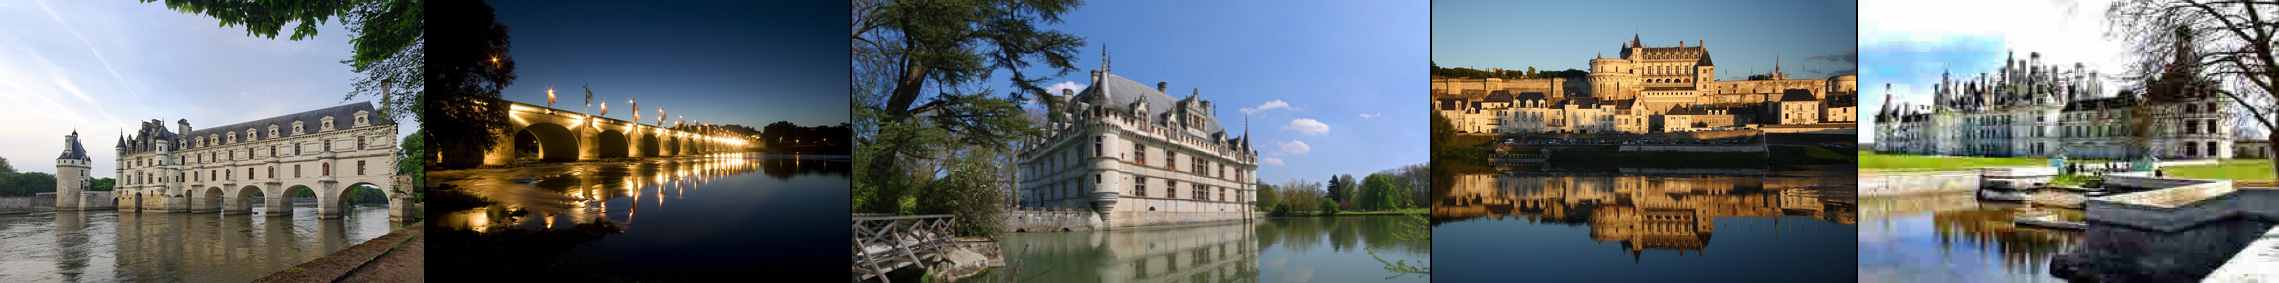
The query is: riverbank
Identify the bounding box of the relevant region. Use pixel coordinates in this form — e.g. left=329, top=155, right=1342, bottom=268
left=256, top=222, right=424, bottom=283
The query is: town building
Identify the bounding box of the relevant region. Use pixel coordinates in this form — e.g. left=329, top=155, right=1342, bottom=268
left=1432, top=35, right=1858, bottom=136
left=1016, top=49, right=1261, bottom=229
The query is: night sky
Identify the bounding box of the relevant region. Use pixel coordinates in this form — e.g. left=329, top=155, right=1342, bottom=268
left=489, top=0, right=847, bottom=127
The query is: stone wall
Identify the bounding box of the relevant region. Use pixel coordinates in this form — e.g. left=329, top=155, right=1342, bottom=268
left=0, top=197, right=32, bottom=214
left=1860, top=170, right=1978, bottom=197
left=1006, top=209, right=1104, bottom=232
left=2054, top=178, right=2279, bottom=281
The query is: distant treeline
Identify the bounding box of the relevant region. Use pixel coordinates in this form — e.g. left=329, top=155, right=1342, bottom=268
left=0, top=157, right=115, bottom=197
left=760, top=121, right=853, bottom=154
left=1431, top=63, right=1587, bottom=80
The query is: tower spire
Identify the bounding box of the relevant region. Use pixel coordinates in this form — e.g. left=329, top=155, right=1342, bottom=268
left=1099, top=43, right=1112, bottom=74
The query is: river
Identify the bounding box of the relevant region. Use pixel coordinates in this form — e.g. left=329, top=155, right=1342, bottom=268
left=976, top=216, right=1431, bottom=282
left=0, top=205, right=397, bottom=282
left=1431, top=167, right=1858, bottom=282
left=427, top=153, right=850, bottom=280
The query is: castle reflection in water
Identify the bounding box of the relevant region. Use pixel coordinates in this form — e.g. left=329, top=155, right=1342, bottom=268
left=1434, top=172, right=1858, bottom=254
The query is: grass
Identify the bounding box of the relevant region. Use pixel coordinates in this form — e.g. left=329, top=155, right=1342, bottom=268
left=2162, top=159, right=2276, bottom=181
left=1860, top=150, right=2051, bottom=171
left=2049, top=174, right=2099, bottom=187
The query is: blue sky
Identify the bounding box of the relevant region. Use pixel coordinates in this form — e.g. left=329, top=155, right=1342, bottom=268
left=490, top=0, right=846, bottom=128
left=0, top=0, right=406, bottom=176
left=1434, top=0, right=1859, bottom=79
left=1858, top=0, right=2130, bottom=142
left=993, top=0, right=1429, bottom=184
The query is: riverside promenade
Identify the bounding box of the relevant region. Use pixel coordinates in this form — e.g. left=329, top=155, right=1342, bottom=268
left=257, top=222, right=425, bottom=282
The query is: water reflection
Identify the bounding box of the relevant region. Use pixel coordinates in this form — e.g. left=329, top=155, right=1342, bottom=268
left=1432, top=167, right=1858, bottom=282
left=427, top=153, right=851, bottom=280
left=1858, top=193, right=2083, bottom=282
left=980, top=217, right=1429, bottom=282
left=0, top=206, right=396, bottom=282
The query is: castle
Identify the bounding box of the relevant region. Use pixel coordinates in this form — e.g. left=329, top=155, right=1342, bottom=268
left=1017, top=47, right=1262, bottom=229
left=90, top=102, right=409, bottom=220
left=1872, top=49, right=2233, bottom=160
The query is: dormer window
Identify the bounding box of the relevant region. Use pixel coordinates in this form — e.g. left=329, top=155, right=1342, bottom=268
left=321, top=117, right=335, bottom=131
left=354, top=111, right=370, bottom=127
left=293, top=121, right=305, bottom=135
left=246, top=129, right=258, bottom=141
left=226, top=132, right=236, bottom=144
left=210, top=134, right=219, bottom=145
left=268, top=125, right=280, bottom=138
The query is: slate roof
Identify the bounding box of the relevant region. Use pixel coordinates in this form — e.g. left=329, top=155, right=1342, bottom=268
left=58, top=132, right=88, bottom=160
left=1079, top=73, right=1223, bottom=134
left=184, top=102, right=391, bottom=148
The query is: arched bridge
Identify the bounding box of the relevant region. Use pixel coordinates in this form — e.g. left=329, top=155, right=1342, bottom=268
left=482, top=100, right=753, bottom=166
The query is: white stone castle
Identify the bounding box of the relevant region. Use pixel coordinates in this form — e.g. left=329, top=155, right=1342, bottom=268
left=91, top=102, right=409, bottom=220
left=1018, top=47, right=1261, bottom=228
left=1433, top=35, right=1859, bottom=135
left=1873, top=50, right=2235, bottom=160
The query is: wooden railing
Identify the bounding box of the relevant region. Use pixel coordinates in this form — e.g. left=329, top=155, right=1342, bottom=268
left=852, top=214, right=957, bottom=282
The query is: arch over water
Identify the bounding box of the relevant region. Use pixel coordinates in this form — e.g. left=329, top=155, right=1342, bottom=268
left=639, top=132, right=661, bottom=157
left=227, top=185, right=266, bottom=215
left=516, top=123, right=580, bottom=162
left=197, top=186, right=225, bottom=213
left=598, top=129, right=630, bottom=159
left=329, top=182, right=393, bottom=219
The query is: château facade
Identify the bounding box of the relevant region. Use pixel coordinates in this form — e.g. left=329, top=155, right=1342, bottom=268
left=1018, top=50, right=1261, bottom=229
left=1432, top=35, right=1859, bottom=135
left=107, top=102, right=407, bottom=219
left=1873, top=50, right=2235, bottom=160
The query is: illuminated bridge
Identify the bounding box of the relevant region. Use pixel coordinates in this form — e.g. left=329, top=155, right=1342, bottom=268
left=480, top=100, right=755, bottom=166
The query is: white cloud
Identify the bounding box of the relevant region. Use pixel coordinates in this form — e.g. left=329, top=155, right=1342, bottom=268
left=1861, top=0, right=2125, bottom=76
left=1285, top=118, right=1330, bottom=135
left=1047, top=81, right=1086, bottom=96
left=1240, top=99, right=1292, bottom=115
left=1358, top=112, right=1380, bottom=119
left=1278, top=140, right=1311, bottom=155
left=1260, top=157, right=1285, bottom=166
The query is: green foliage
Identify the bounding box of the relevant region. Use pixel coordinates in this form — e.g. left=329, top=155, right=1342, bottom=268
left=136, top=0, right=422, bottom=123
left=1254, top=181, right=1278, bottom=212
left=1319, top=198, right=1340, bottom=216
left=137, top=0, right=354, bottom=41
left=0, top=172, right=56, bottom=197
left=0, top=157, right=13, bottom=173
left=401, top=129, right=425, bottom=200
left=90, top=178, right=115, bottom=191
left=914, top=148, right=1011, bottom=237
left=1357, top=173, right=1411, bottom=211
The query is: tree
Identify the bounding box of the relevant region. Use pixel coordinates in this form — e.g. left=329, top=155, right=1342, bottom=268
left=425, top=0, right=516, bottom=168
left=2109, top=0, right=2279, bottom=176
left=401, top=129, right=426, bottom=201
left=1319, top=198, right=1340, bottom=216
left=90, top=178, right=115, bottom=192
left=852, top=0, right=1082, bottom=215
left=1361, top=173, right=1410, bottom=211
left=1254, top=181, right=1278, bottom=212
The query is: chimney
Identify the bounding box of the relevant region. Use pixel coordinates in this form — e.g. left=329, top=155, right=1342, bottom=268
left=1157, top=81, right=1167, bottom=93
left=177, top=119, right=191, bottom=137
left=1061, top=88, right=1073, bottom=97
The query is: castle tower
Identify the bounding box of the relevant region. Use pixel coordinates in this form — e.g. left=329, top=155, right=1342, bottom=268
left=55, top=130, right=91, bottom=210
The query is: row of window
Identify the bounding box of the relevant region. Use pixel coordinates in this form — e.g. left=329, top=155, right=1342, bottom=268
left=192, top=111, right=370, bottom=148
left=124, top=160, right=372, bottom=186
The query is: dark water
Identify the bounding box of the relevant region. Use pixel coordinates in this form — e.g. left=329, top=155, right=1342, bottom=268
left=0, top=206, right=397, bottom=282
left=428, top=153, right=850, bottom=280
left=977, top=216, right=1431, bottom=282
left=1431, top=169, right=1858, bottom=282
left=1857, top=193, right=2083, bottom=282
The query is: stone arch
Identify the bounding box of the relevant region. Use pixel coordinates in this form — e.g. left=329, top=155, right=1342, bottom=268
left=638, top=131, right=661, bottom=157
left=273, top=185, right=318, bottom=217
left=196, top=186, right=225, bottom=213
left=325, top=182, right=393, bottom=219
left=514, top=122, right=580, bottom=162
left=598, top=129, right=630, bottom=158
left=227, top=185, right=265, bottom=215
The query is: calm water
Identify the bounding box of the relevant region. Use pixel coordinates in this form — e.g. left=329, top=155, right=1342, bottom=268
left=978, top=216, right=1431, bottom=282
left=0, top=205, right=397, bottom=282
left=1858, top=193, right=2083, bottom=282
left=428, top=153, right=850, bottom=280
left=1432, top=169, right=1858, bottom=282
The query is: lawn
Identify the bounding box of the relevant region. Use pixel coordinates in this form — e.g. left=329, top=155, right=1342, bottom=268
left=2163, top=159, right=2277, bottom=181
left=1859, top=150, right=2052, bottom=171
